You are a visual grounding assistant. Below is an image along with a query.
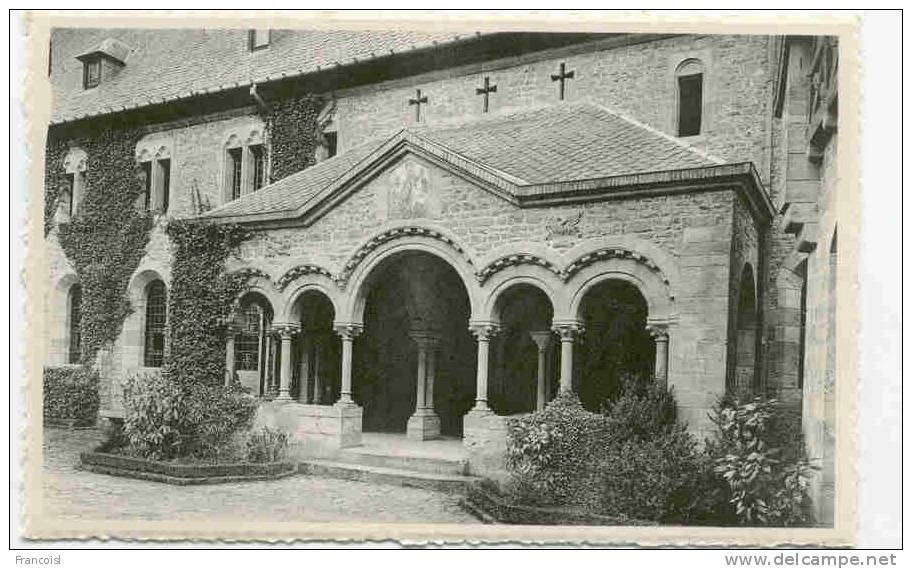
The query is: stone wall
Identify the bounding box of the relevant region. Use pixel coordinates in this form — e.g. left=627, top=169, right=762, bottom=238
left=335, top=34, right=776, bottom=181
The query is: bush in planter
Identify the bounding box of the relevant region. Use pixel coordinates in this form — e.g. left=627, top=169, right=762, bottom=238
left=43, top=366, right=100, bottom=427
left=601, top=373, right=677, bottom=441
left=705, top=396, right=817, bottom=526
left=122, top=372, right=258, bottom=461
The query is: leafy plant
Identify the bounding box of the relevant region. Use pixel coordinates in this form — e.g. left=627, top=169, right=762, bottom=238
left=706, top=397, right=817, bottom=526
left=42, top=366, right=100, bottom=426
left=121, top=371, right=258, bottom=461
left=246, top=426, right=289, bottom=463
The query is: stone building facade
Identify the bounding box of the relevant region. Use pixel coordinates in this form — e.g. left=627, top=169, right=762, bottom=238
left=43, top=29, right=838, bottom=520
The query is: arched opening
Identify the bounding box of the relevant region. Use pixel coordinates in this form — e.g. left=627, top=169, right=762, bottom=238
left=577, top=279, right=653, bottom=412
left=354, top=250, right=474, bottom=437
left=67, top=284, right=83, bottom=364
left=289, top=290, right=338, bottom=404
left=490, top=284, right=555, bottom=415
left=143, top=280, right=167, bottom=368
left=231, top=291, right=274, bottom=396
left=675, top=58, right=704, bottom=137
left=732, top=264, right=759, bottom=394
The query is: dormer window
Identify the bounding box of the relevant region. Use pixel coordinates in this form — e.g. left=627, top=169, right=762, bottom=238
left=249, top=29, right=271, bottom=51
left=83, top=58, right=102, bottom=89
left=76, top=38, right=130, bottom=90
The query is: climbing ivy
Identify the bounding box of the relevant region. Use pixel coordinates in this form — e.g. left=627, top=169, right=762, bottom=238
left=164, top=219, right=251, bottom=388
left=266, top=93, right=323, bottom=183
left=51, top=122, right=154, bottom=364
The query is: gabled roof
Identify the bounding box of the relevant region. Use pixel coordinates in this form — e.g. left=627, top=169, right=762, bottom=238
left=49, top=28, right=470, bottom=124
left=204, top=102, right=774, bottom=224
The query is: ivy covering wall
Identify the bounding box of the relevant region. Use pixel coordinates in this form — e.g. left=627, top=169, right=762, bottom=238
left=164, top=220, right=251, bottom=387
left=266, top=93, right=323, bottom=183
left=48, top=122, right=154, bottom=364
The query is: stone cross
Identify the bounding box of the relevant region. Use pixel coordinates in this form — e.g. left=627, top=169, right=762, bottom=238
left=550, top=62, right=575, bottom=101
left=475, top=77, right=497, bottom=113
left=408, top=89, right=428, bottom=122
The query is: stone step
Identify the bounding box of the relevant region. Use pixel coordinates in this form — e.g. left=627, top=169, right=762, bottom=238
left=299, top=460, right=480, bottom=493
left=333, top=448, right=470, bottom=475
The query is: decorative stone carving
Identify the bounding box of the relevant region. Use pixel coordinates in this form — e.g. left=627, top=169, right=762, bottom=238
left=475, top=246, right=671, bottom=292
left=337, top=226, right=472, bottom=289
left=231, top=267, right=273, bottom=284
left=276, top=264, right=334, bottom=291
left=545, top=209, right=583, bottom=244
left=469, top=323, right=501, bottom=341
left=333, top=322, right=364, bottom=341
left=388, top=160, right=432, bottom=219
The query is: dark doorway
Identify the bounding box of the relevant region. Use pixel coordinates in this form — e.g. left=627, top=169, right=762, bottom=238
left=577, top=279, right=653, bottom=412
left=354, top=252, right=474, bottom=436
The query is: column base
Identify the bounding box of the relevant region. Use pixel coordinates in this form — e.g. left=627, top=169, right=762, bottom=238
left=406, top=408, right=441, bottom=441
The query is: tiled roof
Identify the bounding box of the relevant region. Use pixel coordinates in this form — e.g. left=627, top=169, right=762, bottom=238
left=49, top=28, right=469, bottom=123
left=204, top=102, right=725, bottom=222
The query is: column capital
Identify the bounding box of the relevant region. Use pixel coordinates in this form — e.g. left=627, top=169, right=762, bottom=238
left=469, top=323, right=501, bottom=341
left=552, top=320, right=584, bottom=341
left=271, top=322, right=300, bottom=339
left=409, top=330, right=442, bottom=349
left=529, top=330, right=554, bottom=351
left=333, top=322, right=364, bottom=341
left=646, top=322, right=670, bottom=341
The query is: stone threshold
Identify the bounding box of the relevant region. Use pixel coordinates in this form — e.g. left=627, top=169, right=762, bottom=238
left=299, top=459, right=481, bottom=493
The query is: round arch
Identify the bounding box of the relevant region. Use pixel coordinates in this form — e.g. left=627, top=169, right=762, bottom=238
left=480, top=267, right=562, bottom=324
left=123, top=268, right=168, bottom=369
left=50, top=272, right=81, bottom=365
left=339, top=231, right=481, bottom=326
left=566, top=258, right=675, bottom=323
left=280, top=273, right=343, bottom=324
left=732, top=263, right=759, bottom=392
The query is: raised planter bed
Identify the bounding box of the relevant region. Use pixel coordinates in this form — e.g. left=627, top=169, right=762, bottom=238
left=78, top=451, right=296, bottom=485
left=462, top=484, right=658, bottom=526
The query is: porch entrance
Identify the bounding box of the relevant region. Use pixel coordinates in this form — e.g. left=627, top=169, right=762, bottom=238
left=353, top=251, right=475, bottom=438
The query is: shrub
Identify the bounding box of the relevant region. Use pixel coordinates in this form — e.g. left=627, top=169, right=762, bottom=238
left=246, top=426, right=289, bottom=463
left=121, top=372, right=184, bottom=459
left=121, top=372, right=258, bottom=461
left=706, top=396, right=816, bottom=526
left=505, top=394, right=612, bottom=507
left=594, top=424, right=729, bottom=524
left=601, top=374, right=677, bottom=442
left=43, top=366, right=100, bottom=427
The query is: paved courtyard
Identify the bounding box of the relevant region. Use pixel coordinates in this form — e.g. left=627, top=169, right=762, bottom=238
left=40, top=427, right=478, bottom=524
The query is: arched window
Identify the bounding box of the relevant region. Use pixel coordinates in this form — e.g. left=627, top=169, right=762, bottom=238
left=143, top=280, right=167, bottom=368
left=67, top=284, right=82, bottom=364
left=135, top=138, right=173, bottom=214
left=222, top=122, right=267, bottom=203
left=60, top=148, right=87, bottom=221
left=676, top=59, right=704, bottom=137
left=235, top=303, right=265, bottom=371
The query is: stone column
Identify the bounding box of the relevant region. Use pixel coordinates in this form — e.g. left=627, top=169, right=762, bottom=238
left=426, top=345, right=437, bottom=410
left=407, top=331, right=442, bottom=440
left=647, top=323, right=670, bottom=389
left=263, top=331, right=275, bottom=397
left=224, top=326, right=238, bottom=388
left=333, top=323, right=363, bottom=406
left=273, top=323, right=300, bottom=401
left=469, top=324, right=500, bottom=414
left=552, top=321, right=584, bottom=395
left=298, top=333, right=312, bottom=404
left=529, top=331, right=553, bottom=411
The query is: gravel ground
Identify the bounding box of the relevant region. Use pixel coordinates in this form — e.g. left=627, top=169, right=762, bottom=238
left=40, top=427, right=478, bottom=524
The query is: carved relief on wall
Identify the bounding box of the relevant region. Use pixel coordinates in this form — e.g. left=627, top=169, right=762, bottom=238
left=385, top=159, right=434, bottom=220
left=545, top=209, right=583, bottom=248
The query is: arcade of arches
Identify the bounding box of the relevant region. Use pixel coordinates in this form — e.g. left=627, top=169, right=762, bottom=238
left=227, top=247, right=675, bottom=445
